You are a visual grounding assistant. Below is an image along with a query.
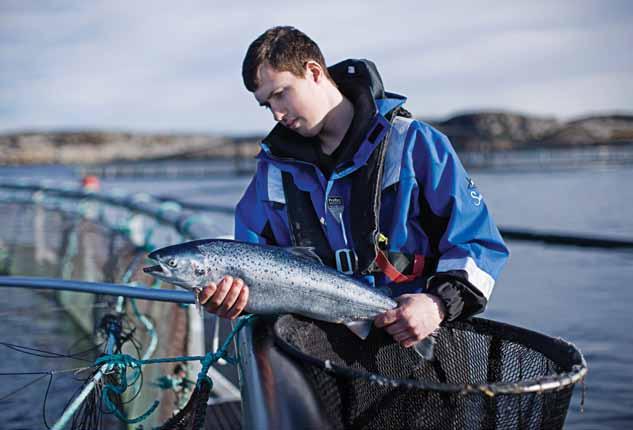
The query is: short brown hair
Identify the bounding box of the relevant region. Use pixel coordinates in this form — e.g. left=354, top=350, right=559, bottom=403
left=242, top=26, right=333, bottom=92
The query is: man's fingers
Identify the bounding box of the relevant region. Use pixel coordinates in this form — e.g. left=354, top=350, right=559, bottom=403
left=202, top=276, right=250, bottom=319
left=401, top=338, right=418, bottom=348
left=391, top=323, right=421, bottom=342
left=225, top=286, right=249, bottom=320
left=384, top=320, right=411, bottom=336
left=198, top=283, right=217, bottom=305
left=374, top=309, right=400, bottom=327
left=205, top=276, right=233, bottom=312
left=217, top=278, right=244, bottom=316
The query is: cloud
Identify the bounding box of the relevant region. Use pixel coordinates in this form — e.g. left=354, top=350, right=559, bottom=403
left=1, top=0, right=632, bottom=133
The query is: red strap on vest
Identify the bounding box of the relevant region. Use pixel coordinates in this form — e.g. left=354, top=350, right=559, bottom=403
left=375, top=250, right=426, bottom=283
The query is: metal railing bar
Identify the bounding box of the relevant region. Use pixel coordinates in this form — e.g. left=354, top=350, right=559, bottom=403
left=0, top=276, right=195, bottom=304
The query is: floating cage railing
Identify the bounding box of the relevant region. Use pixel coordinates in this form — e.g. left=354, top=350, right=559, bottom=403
left=0, top=178, right=223, bottom=242
left=0, top=178, right=241, bottom=429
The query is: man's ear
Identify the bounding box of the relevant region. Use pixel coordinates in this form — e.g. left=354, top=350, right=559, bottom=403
left=305, top=60, right=323, bottom=83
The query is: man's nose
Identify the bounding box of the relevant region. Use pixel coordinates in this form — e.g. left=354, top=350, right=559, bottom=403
left=270, top=102, right=285, bottom=122
left=272, top=109, right=284, bottom=122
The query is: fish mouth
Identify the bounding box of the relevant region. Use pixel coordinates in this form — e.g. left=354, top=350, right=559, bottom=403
left=143, top=259, right=172, bottom=280
left=142, top=261, right=191, bottom=289
left=144, top=249, right=169, bottom=277
left=143, top=265, right=163, bottom=275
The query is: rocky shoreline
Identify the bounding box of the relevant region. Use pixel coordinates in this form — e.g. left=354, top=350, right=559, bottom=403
left=1, top=112, right=632, bottom=165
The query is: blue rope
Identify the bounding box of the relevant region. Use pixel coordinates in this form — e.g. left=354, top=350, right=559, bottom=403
left=95, top=314, right=255, bottom=424
left=100, top=357, right=158, bottom=424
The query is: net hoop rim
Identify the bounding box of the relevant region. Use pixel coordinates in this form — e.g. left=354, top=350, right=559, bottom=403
left=273, top=315, right=588, bottom=396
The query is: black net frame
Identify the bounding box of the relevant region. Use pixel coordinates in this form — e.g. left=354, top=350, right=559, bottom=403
left=273, top=315, right=587, bottom=430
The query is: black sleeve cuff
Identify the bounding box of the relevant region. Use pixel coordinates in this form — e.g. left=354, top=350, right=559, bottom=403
left=425, top=271, right=488, bottom=322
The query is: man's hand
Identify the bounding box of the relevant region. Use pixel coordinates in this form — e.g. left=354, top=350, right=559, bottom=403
left=199, top=275, right=249, bottom=320
left=374, top=293, right=446, bottom=348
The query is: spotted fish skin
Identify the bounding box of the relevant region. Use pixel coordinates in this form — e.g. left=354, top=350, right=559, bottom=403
left=145, top=239, right=436, bottom=359
left=145, top=239, right=396, bottom=324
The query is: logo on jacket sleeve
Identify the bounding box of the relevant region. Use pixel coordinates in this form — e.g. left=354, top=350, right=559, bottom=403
left=467, top=177, right=483, bottom=206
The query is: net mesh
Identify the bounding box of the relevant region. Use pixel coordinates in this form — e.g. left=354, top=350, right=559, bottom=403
left=274, top=315, right=586, bottom=430
left=159, top=379, right=211, bottom=430
left=0, top=200, right=205, bottom=429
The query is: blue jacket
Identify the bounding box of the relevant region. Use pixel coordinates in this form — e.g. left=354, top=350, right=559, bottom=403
left=235, top=59, right=509, bottom=314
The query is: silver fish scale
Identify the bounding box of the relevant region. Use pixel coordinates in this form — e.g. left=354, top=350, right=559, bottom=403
left=147, top=239, right=436, bottom=360
left=162, top=239, right=398, bottom=323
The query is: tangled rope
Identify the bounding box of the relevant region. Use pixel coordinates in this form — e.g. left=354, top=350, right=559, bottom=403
left=93, top=314, right=254, bottom=425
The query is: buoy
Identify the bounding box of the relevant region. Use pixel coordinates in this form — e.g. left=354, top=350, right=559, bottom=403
left=81, top=175, right=100, bottom=191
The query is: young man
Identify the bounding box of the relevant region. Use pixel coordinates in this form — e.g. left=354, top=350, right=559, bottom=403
left=199, top=26, right=509, bottom=349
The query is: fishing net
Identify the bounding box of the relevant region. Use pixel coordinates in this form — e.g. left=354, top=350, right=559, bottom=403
left=158, top=378, right=211, bottom=430
left=0, top=197, right=212, bottom=429
left=274, top=315, right=587, bottom=430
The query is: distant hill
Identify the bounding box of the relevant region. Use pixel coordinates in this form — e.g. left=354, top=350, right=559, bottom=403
left=0, top=131, right=230, bottom=165
left=427, top=112, right=633, bottom=151
left=1, top=112, right=632, bottom=165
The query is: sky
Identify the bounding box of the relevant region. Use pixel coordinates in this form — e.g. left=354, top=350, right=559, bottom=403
left=1, top=0, right=632, bottom=135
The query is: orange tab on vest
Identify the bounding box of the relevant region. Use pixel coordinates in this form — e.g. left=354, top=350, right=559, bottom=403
left=375, top=250, right=426, bottom=283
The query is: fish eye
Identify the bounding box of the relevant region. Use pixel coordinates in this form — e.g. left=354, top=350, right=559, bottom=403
left=167, top=259, right=177, bottom=268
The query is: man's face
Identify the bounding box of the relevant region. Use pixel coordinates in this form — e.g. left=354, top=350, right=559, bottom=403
left=254, top=62, right=329, bottom=137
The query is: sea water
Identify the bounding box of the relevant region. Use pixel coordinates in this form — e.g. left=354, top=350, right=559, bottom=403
left=1, top=156, right=632, bottom=428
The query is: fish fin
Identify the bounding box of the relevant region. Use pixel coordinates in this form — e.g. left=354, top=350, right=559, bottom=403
left=344, top=320, right=373, bottom=339
left=283, top=246, right=323, bottom=264
left=412, top=335, right=436, bottom=361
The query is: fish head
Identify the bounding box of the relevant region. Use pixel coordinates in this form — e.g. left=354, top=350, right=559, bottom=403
left=143, top=240, right=218, bottom=290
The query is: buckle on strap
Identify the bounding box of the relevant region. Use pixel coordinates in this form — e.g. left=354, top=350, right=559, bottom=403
left=375, top=250, right=426, bottom=283
left=335, top=249, right=358, bottom=275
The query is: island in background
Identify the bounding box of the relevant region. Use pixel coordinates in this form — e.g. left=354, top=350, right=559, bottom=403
left=1, top=111, right=632, bottom=165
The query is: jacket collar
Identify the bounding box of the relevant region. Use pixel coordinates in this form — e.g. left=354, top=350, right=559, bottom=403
left=260, top=59, right=406, bottom=166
